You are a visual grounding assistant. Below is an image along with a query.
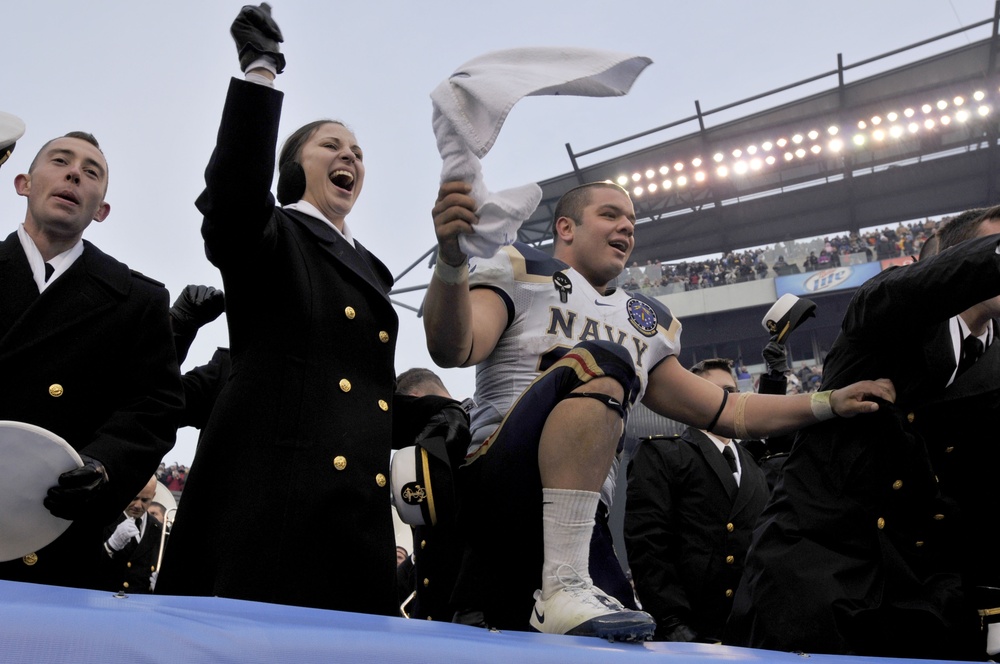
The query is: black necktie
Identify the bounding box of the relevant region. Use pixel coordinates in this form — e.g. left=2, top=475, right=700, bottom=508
left=722, top=445, right=738, bottom=474
left=44, top=263, right=54, bottom=282
left=134, top=517, right=143, bottom=540
left=957, top=334, right=985, bottom=378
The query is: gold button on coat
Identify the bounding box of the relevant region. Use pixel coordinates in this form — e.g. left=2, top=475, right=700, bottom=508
left=726, top=555, right=735, bottom=564
left=123, top=582, right=130, bottom=589
left=339, top=379, right=351, bottom=392
left=420, top=540, right=427, bottom=550
left=945, top=446, right=955, bottom=454
left=892, top=480, right=903, bottom=490
left=726, top=522, right=734, bottom=533
left=877, top=517, right=885, bottom=529
left=333, top=456, right=347, bottom=471
left=725, top=589, right=734, bottom=598
left=344, top=306, right=356, bottom=319
left=916, top=541, right=925, bottom=547
left=23, top=553, right=37, bottom=566
left=127, top=562, right=132, bottom=568
left=423, top=578, right=430, bottom=587
left=378, top=400, right=389, bottom=412
left=379, top=331, right=390, bottom=343
left=48, top=384, right=64, bottom=397
left=906, top=412, right=915, bottom=423
left=933, top=513, right=945, bottom=521
left=375, top=473, right=387, bottom=487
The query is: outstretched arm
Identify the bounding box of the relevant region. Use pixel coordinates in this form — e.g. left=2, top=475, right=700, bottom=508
left=643, top=355, right=895, bottom=439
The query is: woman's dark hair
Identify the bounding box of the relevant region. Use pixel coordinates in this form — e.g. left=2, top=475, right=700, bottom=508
left=275, top=119, right=346, bottom=205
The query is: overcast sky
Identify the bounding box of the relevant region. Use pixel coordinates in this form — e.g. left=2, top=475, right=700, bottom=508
left=3, top=0, right=994, bottom=465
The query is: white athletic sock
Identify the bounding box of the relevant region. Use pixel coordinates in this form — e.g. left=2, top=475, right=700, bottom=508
left=540, top=487, right=599, bottom=600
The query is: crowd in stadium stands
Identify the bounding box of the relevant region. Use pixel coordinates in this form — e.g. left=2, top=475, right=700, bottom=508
left=619, top=215, right=947, bottom=295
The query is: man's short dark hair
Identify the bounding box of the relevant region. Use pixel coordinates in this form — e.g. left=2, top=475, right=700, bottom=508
left=689, top=358, right=734, bottom=377
left=396, top=367, right=448, bottom=397
left=551, top=181, right=630, bottom=237
left=937, top=206, right=1000, bottom=251
left=29, top=131, right=104, bottom=173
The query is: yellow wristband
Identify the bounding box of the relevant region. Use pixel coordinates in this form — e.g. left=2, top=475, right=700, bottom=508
left=810, top=390, right=836, bottom=421
left=734, top=392, right=752, bottom=440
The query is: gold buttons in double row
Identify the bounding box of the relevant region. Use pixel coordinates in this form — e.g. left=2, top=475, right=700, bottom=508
left=123, top=582, right=130, bottom=589
left=379, top=331, right=390, bottom=343
left=22, top=553, right=38, bottom=566
left=915, top=540, right=925, bottom=547
left=375, top=473, right=387, bottom=487
left=945, top=446, right=955, bottom=454
left=423, top=578, right=430, bottom=588
left=48, top=384, right=64, bottom=397
left=339, top=379, right=351, bottom=392
left=933, top=513, right=945, bottom=521
left=892, top=480, right=903, bottom=490
left=344, top=306, right=356, bottom=320
left=877, top=517, right=885, bottom=529
left=333, top=456, right=347, bottom=471
left=150, top=566, right=156, bottom=572
left=725, top=589, right=734, bottom=598
left=726, top=522, right=734, bottom=533
left=906, top=412, right=915, bottom=423
left=420, top=540, right=427, bottom=550
left=127, top=562, right=132, bottom=568
left=378, top=399, right=389, bottom=412
left=725, top=555, right=735, bottom=565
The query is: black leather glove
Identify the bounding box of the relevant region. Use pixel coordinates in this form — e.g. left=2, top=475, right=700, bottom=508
left=657, top=618, right=698, bottom=642
left=231, top=3, right=286, bottom=74
left=762, top=339, right=789, bottom=375
left=43, top=454, right=108, bottom=520
left=170, top=285, right=225, bottom=331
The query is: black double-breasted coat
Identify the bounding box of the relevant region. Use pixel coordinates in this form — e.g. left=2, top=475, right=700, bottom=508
left=726, top=234, right=1000, bottom=659
left=157, top=79, right=400, bottom=616
left=0, top=235, right=182, bottom=588
left=625, top=428, right=769, bottom=641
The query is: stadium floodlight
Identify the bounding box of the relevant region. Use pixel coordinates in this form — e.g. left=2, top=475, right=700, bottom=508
left=889, top=125, right=903, bottom=138
left=662, top=179, right=672, bottom=189
left=922, top=103, right=932, bottom=114
left=808, top=130, right=820, bottom=140
left=924, top=118, right=936, bottom=129
left=676, top=175, right=687, bottom=187
left=783, top=152, right=794, bottom=161
left=776, top=138, right=788, bottom=148
left=658, top=165, right=669, bottom=175
left=731, top=148, right=742, bottom=158
left=692, top=157, right=703, bottom=167
left=632, top=186, right=643, bottom=197
left=792, top=133, right=804, bottom=144
left=735, top=161, right=749, bottom=174
left=904, top=107, right=915, bottom=117
left=750, top=158, right=763, bottom=170
left=872, top=129, right=885, bottom=141
left=829, top=138, right=844, bottom=152
left=978, top=105, right=990, bottom=116
left=908, top=122, right=919, bottom=133
left=674, top=161, right=684, bottom=171
left=953, top=96, right=964, bottom=106
left=795, top=148, right=806, bottom=158
left=887, top=112, right=898, bottom=122
left=956, top=109, right=970, bottom=122
left=853, top=134, right=866, bottom=146
left=747, top=145, right=758, bottom=155
left=827, top=126, right=839, bottom=135
left=645, top=168, right=655, bottom=179
left=936, top=99, right=948, bottom=110
left=648, top=183, right=658, bottom=193
left=765, top=155, right=776, bottom=165
left=694, top=171, right=706, bottom=182
left=616, top=175, right=629, bottom=186
left=713, top=152, right=724, bottom=162
left=857, top=120, right=868, bottom=129
left=716, top=165, right=729, bottom=177
left=974, top=90, right=985, bottom=101
left=871, top=116, right=882, bottom=126
left=762, top=140, right=774, bottom=150
left=940, top=115, right=951, bottom=126
left=810, top=145, right=822, bottom=154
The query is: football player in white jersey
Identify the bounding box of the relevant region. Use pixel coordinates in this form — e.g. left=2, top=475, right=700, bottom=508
left=424, top=180, right=895, bottom=641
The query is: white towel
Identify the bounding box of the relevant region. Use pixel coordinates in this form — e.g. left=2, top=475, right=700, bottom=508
left=431, top=47, right=652, bottom=259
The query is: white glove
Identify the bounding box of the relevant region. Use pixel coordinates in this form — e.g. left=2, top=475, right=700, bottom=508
left=149, top=571, right=158, bottom=592
left=106, top=519, right=140, bottom=551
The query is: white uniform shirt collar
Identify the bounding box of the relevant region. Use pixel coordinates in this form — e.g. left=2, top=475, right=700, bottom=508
left=703, top=430, right=742, bottom=484
left=17, top=223, right=84, bottom=293
left=283, top=200, right=355, bottom=248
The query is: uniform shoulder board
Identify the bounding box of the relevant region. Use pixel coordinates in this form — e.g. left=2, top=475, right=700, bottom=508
left=130, top=269, right=165, bottom=288
left=642, top=434, right=681, bottom=444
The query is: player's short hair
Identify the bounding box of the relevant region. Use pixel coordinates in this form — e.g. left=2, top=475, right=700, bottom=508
left=396, top=367, right=448, bottom=397
left=551, top=181, right=630, bottom=236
